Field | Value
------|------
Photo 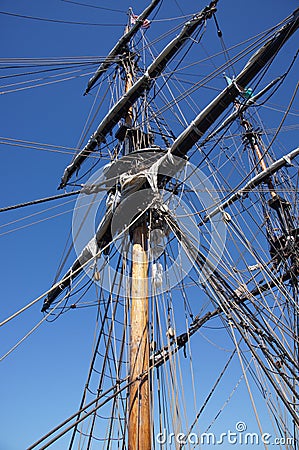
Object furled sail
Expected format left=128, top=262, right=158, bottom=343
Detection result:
left=202, top=147, right=299, bottom=222
left=44, top=7, right=299, bottom=311
left=170, top=7, right=299, bottom=157
left=84, top=0, right=162, bottom=96
left=199, top=76, right=283, bottom=146
left=58, top=1, right=219, bottom=189
left=59, top=5, right=298, bottom=189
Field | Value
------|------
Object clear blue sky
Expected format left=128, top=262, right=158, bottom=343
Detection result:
left=0, top=1, right=298, bottom=449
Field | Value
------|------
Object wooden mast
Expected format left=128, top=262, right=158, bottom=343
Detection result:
left=128, top=223, right=151, bottom=449
left=239, top=115, right=277, bottom=200
left=123, top=21, right=151, bottom=450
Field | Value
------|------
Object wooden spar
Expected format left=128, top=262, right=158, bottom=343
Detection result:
left=124, top=25, right=133, bottom=127
left=198, top=76, right=282, bottom=147
left=169, top=7, right=299, bottom=158
left=59, top=6, right=298, bottom=189
left=202, top=146, right=299, bottom=222
left=128, top=223, right=151, bottom=449
left=239, top=115, right=277, bottom=199
left=124, top=22, right=151, bottom=450
left=59, top=1, right=218, bottom=189
left=84, top=0, right=162, bottom=95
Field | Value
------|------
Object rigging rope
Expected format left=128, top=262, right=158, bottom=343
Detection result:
left=0, top=10, right=124, bottom=26
left=186, top=348, right=237, bottom=439
left=230, top=325, right=268, bottom=449
left=60, top=0, right=126, bottom=13
left=0, top=196, right=156, bottom=327
left=0, top=190, right=80, bottom=213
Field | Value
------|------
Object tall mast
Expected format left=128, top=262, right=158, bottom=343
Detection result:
left=239, top=109, right=295, bottom=234
left=58, top=1, right=218, bottom=189
left=84, top=0, right=162, bottom=95
left=42, top=5, right=299, bottom=312
left=239, top=114, right=276, bottom=199
left=129, top=223, right=151, bottom=449
left=124, top=24, right=133, bottom=128
left=123, top=20, right=151, bottom=450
